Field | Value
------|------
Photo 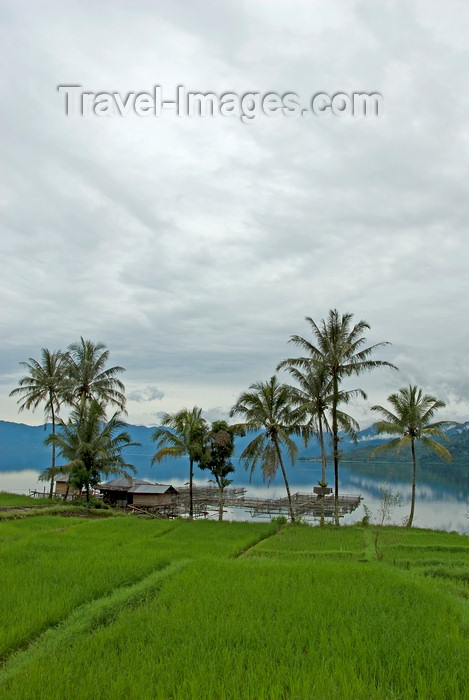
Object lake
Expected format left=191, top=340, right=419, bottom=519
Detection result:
left=2, top=461, right=468, bottom=534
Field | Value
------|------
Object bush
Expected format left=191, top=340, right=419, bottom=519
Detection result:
left=82, top=497, right=109, bottom=510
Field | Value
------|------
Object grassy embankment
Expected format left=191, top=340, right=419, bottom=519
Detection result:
left=0, top=491, right=54, bottom=507
left=0, top=490, right=118, bottom=520
left=0, top=508, right=468, bottom=699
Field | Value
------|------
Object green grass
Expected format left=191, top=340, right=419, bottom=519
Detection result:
left=0, top=517, right=276, bottom=661
left=245, top=522, right=368, bottom=560
left=0, top=491, right=54, bottom=507
left=1, top=517, right=468, bottom=699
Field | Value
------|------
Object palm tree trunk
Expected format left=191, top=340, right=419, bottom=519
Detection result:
left=189, top=458, right=194, bottom=519
left=408, top=438, right=417, bottom=527
left=317, top=414, right=327, bottom=526
left=49, top=400, right=56, bottom=499
left=332, top=374, right=340, bottom=525
left=275, top=442, right=295, bottom=522
left=318, top=414, right=327, bottom=484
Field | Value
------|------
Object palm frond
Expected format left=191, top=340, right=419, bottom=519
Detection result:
left=420, top=436, right=452, bottom=462
left=151, top=443, right=186, bottom=464
left=370, top=436, right=409, bottom=458
left=231, top=376, right=299, bottom=487
left=239, top=433, right=269, bottom=479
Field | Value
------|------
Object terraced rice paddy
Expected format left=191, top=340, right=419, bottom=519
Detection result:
left=1, top=512, right=468, bottom=699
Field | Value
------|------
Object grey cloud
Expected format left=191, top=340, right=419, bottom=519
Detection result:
left=1, top=1, right=469, bottom=428
left=202, top=407, right=231, bottom=423
left=128, top=387, right=165, bottom=403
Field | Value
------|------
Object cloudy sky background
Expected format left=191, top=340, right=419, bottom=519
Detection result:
left=1, top=0, right=468, bottom=428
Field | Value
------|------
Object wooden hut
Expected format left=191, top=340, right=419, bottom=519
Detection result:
left=98, top=477, right=179, bottom=508
left=54, top=473, right=81, bottom=499
left=98, top=476, right=151, bottom=506
left=128, top=483, right=179, bottom=508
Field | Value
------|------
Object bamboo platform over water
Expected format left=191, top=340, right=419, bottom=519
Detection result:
left=176, top=486, right=362, bottom=520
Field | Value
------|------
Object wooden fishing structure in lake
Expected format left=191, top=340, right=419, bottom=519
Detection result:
left=30, top=478, right=361, bottom=521
left=176, top=486, right=362, bottom=521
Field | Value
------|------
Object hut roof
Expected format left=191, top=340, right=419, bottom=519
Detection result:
left=54, top=472, right=70, bottom=483
left=128, top=483, right=179, bottom=495
left=98, top=476, right=153, bottom=491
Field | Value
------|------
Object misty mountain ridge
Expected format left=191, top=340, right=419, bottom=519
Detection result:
left=1, top=419, right=468, bottom=480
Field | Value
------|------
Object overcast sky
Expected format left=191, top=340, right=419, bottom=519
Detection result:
left=1, top=0, right=469, bottom=428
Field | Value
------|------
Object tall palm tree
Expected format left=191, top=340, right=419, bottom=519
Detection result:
left=151, top=407, right=207, bottom=519
left=64, top=338, right=126, bottom=412
left=230, top=376, right=300, bottom=522
left=287, top=363, right=331, bottom=486
left=370, top=385, right=456, bottom=527
left=286, top=361, right=361, bottom=485
left=44, top=399, right=138, bottom=501
left=9, top=348, right=67, bottom=497
left=278, top=309, right=397, bottom=523
left=287, top=362, right=363, bottom=525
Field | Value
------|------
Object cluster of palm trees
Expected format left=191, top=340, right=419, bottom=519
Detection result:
left=152, top=411, right=242, bottom=520
left=229, top=310, right=398, bottom=523
left=9, top=339, right=136, bottom=499
left=10, top=311, right=456, bottom=524
left=152, top=310, right=456, bottom=526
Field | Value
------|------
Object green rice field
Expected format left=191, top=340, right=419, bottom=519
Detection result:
left=1, top=510, right=468, bottom=699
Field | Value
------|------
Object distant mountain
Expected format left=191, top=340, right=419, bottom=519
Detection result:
left=0, top=420, right=312, bottom=478
left=0, top=420, right=52, bottom=471
left=335, top=422, right=469, bottom=490
left=338, top=422, right=469, bottom=462
left=1, top=419, right=468, bottom=489
left=299, top=423, right=386, bottom=458
left=0, top=420, right=182, bottom=480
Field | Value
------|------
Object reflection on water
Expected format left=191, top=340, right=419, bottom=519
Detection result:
left=0, top=470, right=44, bottom=495
left=339, top=470, right=469, bottom=534
left=1, top=468, right=468, bottom=535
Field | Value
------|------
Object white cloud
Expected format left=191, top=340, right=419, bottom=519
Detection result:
left=1, top=0, right=469, bottom=428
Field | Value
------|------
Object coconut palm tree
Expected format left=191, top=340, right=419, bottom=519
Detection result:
left=286, top=363, right=331, bottom=486
left=151, top=407, right=207, bottom=519
left=44, top=399, right=138, bottom=501
left=9, top=348, right=67, bottom=497
left=278, top=309, right=397, bottom=523
left=64, top=338, right=126, bottom=412
left=370, top=385, right=456, bottom=527
left=230, top=376, right=300, bottom=522
left=286, top=362, right=364, bottom=525
left=285, top=362, right=361, bottom=484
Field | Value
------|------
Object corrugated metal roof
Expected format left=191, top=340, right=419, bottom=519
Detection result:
left=128, top=483, right=179, bottom=495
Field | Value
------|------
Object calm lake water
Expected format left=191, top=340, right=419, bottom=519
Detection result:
left=2, top=463, right=468, bottom=534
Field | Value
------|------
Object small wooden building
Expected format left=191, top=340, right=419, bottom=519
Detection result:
left=54, top=473, right=81, bottom=499
left=98, top=477, right=179, bottom=508
left=98, top=476, right=151, bottom=506
left=128, top=483, right=179, bottom=508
